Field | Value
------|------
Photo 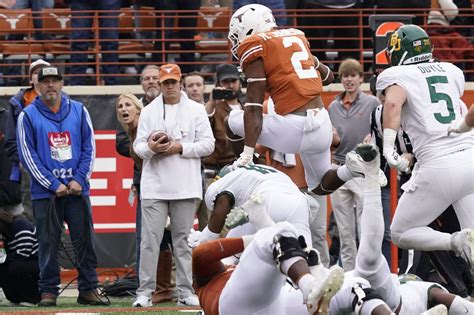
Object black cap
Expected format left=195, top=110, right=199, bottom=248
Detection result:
left=216, top=64, right=240, bottom=82
left=38, top=66, right=63, bottom=82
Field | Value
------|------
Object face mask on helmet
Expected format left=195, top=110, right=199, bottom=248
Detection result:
left=228, top=4, right=277, bottom=59
left=386, top=24, right=433, bottom=66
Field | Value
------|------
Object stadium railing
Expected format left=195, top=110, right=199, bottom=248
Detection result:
left=0, top=7, right=472, bottom=85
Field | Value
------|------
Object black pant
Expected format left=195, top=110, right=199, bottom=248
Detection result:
left=0, top=258, right=41, bottom=304
left=152, top=0, right=200, bottom=73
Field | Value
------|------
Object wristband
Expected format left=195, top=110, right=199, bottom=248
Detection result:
left=382, top=128, right=397, bottom=151
left=243, top=145, right=255, bottom=157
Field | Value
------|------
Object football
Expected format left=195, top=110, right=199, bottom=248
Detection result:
left=150, top=131, right=170, bottom=144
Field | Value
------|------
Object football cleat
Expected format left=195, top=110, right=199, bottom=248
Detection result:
left=306, top=266, right=345, bottom=314
left=451, top=229, right=474, bottom=269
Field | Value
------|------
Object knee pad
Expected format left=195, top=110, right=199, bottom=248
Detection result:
left=272, top=235, right=307, bottom=269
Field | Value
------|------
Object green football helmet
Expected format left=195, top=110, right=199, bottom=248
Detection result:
left=386, top=24, right=433, bottom=66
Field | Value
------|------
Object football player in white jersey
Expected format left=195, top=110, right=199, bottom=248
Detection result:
left=189, top=164, right=314, bottom=247
left=376, top=24, right=474, bottom=268
left=228, top=146, right=474, bottom=314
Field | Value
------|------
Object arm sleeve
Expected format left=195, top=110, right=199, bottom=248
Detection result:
left=116, top=122, right=131, bottom=158
left=192, top=238, right=244, bottom=281
left=72, top=106, right=96, bottom=188
left=133, top=108, right=156, bottom=160
left=17, top=112, right=62, bottom=192
left=181, top=107, right=215, bottom=158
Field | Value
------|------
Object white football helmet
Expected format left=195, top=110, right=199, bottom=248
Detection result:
left=228, top=4, right=277, bottom=59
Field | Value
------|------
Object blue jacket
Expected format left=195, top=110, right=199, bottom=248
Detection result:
left=16, top=94, right=95, bottom=200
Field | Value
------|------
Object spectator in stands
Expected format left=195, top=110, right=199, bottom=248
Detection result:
left=233, top=0, right=288, bottom=26
left=183, top=72, right=206, bottom=105
left=137, top=65, right=161, bottom=106
left=450, top=0, right=474, bottom=37
left=328, top=58, right=380, bottom=271
left=0, top=210, right=40, bottom=306
left=69, top=0, right=121, bottom=85
left=4, top=59, right=51, bottom=222
left=376, top=1, right=430, bottom=27
left=427, top=6, right=474, bottom=80
left=16, top=66, right=107, bottom=307
left=3, top=1, right=54, bottom=86
left=0, top=0, right=14, bottom=8
left=294, top=0, right=363, bottom=72
left=151, top=1, right=200, bottom=74
left=132, top=63, right=214, bottom=307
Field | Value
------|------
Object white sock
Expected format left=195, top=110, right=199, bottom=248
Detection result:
left=337, top=165, right=355, bottom=182
left=449, top=295, right=474, bottom=314
left=364, top=173, right=380, bottom=192
left=298, top=273, right=315, bottom=301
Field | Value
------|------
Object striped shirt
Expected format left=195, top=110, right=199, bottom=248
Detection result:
left=4, top=217, right=38, bottom=261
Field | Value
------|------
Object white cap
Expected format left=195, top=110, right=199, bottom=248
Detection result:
left=29, top=59, right=51, bottom=78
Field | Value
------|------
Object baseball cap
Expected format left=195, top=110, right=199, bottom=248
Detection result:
left=216, top=64, right=240, bottom=82
left=38, top=66, right=63, bottom=82
left=159, top=64, right=181, bottom=83
left=29, top=59, right=50, bottom=79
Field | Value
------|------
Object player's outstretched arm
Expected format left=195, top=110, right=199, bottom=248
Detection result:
left=448, top=103, right=474, bottom=135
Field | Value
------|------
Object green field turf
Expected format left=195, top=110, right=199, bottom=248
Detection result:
left=0, top=297, right=202, bottom=314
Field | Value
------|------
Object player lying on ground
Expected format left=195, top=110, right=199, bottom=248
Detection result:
left=191, top=222, right=344, bottom=315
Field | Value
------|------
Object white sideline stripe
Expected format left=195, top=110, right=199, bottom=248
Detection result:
left=94, top=133, right=116, bottom=140
left=93, top=158, right=116, bottom=172
left=122, top=178, right=133, bottom=189
left=89, top=178, right=107, bottom=189
left=90, top=196, right=116, bottom=206
left=93, top=223, right=136, bottom=229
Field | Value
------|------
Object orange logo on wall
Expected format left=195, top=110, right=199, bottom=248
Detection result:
left=375, top=21, right=404, bottom=65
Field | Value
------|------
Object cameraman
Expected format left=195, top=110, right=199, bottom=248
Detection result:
left=204, top=64, right=244, bottom=173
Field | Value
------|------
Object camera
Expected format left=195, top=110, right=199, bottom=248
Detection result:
left=212, top=88, right=235, bottom=100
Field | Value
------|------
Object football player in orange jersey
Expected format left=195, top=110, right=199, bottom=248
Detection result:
left=191, top=222, right=344, bottom=315
left=225, top=4, right=379, bottom=196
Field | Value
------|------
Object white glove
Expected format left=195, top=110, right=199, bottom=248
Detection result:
left=187, top=229, right=202, bottom=248
left=383, top=128, right=410, bottom=172
left=447, top=117, right=472, bottom=135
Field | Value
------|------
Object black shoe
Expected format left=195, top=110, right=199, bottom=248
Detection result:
left=38, top=293, right=57, bottom=307
left=77, top=291, right=110, bottom=306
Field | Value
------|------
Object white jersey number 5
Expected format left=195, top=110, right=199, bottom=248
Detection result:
left=282, top=36, right=318, bottom=79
